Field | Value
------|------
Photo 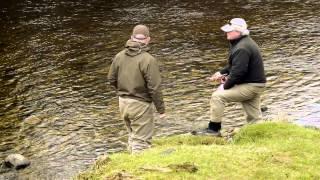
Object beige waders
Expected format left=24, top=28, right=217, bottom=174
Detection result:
left=119, top=97, right=154, bottom=154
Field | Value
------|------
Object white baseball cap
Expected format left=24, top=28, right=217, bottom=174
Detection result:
left=221, top=18, right=250, bottom=35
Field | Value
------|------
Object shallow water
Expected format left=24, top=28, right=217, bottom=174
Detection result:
left=0, top=0, right=319, bottom=179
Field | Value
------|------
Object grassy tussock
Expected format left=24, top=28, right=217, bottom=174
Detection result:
left=76, top=122, right=320, bottom=180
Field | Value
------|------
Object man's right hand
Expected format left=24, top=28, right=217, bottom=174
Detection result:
left=159, top=114, right=166, bottom=119
left=208, top=72, right=224, bottom=82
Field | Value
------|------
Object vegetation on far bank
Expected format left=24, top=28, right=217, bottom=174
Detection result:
left=76, top=122, right=320, bottom=180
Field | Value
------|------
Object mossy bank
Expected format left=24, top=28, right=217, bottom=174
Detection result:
left=76, top=122, right=320, bottom=179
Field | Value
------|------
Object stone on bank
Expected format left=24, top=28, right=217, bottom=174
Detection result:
left=4, top=154, right=31, bottom=170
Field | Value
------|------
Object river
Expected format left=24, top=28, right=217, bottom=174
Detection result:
left=0, top=0, right=319, bottom=179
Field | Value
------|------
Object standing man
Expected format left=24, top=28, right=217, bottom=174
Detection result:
left=207, top=18, right=266, bottom=135
left=108, top=25, right=165, bottom=154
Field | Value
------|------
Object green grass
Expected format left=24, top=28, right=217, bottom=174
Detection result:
left=75, top=122, right=320, bottom=180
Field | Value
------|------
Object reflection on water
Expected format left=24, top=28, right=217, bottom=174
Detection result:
left=1, top=0, right=319, bottom=179
left=295, top=103, right=320, bottom=128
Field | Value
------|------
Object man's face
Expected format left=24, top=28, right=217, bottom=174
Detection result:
left=131, top=35, right=151, bottom=45
left=226, top=31, right=241, bottom=40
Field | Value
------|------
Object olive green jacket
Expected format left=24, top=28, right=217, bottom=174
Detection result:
left=108, top=40, right=165, bottom=114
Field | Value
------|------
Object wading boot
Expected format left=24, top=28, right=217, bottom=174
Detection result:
left=208, top=121, right=221, bottom=131
left=207, top=121, right=221, bottom=135
left=191, top=121, right=221, bottom=136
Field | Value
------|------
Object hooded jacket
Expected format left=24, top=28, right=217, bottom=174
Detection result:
left=108, top=40, right=165, bottom=114
left=220, top=35, right=266, bottom=89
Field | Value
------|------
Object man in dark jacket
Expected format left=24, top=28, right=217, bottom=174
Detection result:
left=208, top=18, right=266, bottom=135
left=108, top=25, right=165, bottom=153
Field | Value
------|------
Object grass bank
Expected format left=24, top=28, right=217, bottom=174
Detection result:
left=76, top=122, right=320, bottom=179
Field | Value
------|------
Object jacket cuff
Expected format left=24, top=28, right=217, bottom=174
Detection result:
left=156, top=106, right=165, bottom=114
left=223, top=81, right=233, bottom=89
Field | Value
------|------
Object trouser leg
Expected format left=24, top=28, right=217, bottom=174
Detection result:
left=119, top=97, right=154, bottom=154
left=119, top=98, right=133, bottom=152
left=210, top=84, right=264, bottom=123
left=130, top=106, right=154, bottom=153
left=241, top=88, right=264, bottom=123
left=210, top=91, right=225, bottom=123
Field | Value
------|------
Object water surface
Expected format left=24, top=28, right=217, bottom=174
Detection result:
left=0, top=0, right=319, bottom=179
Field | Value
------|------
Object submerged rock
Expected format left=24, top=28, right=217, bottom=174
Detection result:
left=24, top=115, right=42, bottom=125
left=4, top=154, right=31, bottom=170
left=261, top=106, right=268, bottom=112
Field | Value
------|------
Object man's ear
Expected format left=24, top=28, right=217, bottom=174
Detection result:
left=146, top=37, right=151, bottom=44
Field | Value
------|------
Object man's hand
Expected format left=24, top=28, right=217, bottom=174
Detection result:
left=159, top=114, right=166, bottom=119
left=208, top=72, right=224, bottom=82
left=220, top=75, right=228, bottom=84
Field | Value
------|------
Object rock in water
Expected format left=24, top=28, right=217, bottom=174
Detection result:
left=4, top=154, right=31, bottom=170
left=24, top=115, right=42, bottom=125
left=261, top=106, right=268, bottom=112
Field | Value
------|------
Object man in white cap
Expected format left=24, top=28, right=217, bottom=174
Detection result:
left=206, top=18, right=266, bottom=135
left=108, top=25, right=166, bottom=153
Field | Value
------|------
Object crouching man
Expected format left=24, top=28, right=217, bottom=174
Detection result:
left=208, top=18, right=266, bottom=135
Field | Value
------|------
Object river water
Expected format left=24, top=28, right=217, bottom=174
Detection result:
left=0, top=0, right=319, bottom=179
